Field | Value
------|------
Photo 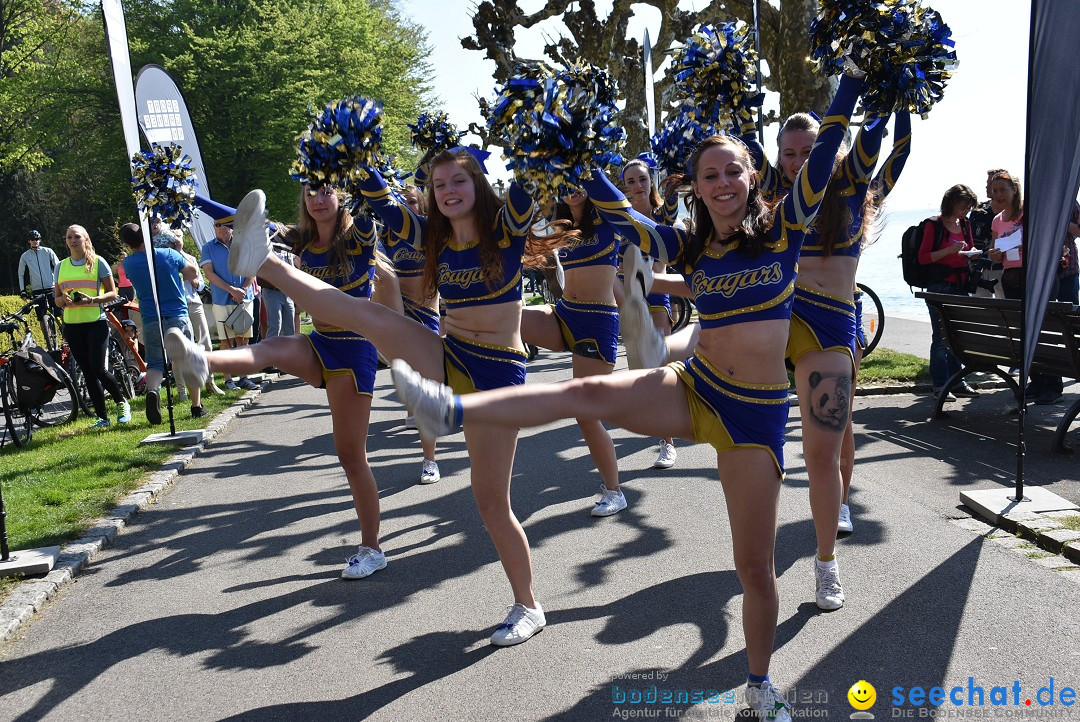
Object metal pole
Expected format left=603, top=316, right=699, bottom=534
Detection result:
left=753, top=0, right=764, bottom=137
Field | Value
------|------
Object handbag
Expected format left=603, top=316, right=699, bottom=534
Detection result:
left=223, top=302, right=253, bottom=335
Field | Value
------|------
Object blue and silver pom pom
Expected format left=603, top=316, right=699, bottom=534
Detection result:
left=130, top=145, right=198, bottom=225
left=345, top=153, right=407, bottom=215
left=668, top=21, right=762, bottom=128
left=650, top=104, right=725, bottom=176
left=809, top=0, right=957, bottom=116
left=291, top=96, right=383, bottom=186
left=409, top=111, right=465, bottom=154
left=486, top=61, right=626, bottom=201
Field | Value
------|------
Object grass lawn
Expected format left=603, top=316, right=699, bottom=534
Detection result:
left=858, top=347, right=932, bottom=386
left=0, top=382, right=250, bottom=596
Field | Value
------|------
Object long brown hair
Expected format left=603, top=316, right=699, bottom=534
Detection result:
left=296, top=186, right=355, bottom=280
left=682, top=136, right=777, bottom=268
left=523, top=198, right=596, bottom=268
left=422, top=148, right=505, bottom=294
left=806, top=152, right=882, bottom=258
left=620, top=159, right=662, bottom=210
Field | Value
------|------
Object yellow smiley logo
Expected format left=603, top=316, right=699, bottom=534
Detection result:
left=848, top=680, right=876, bottom=710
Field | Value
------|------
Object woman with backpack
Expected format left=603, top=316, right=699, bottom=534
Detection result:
left=919, top=184, right=981, bottom=401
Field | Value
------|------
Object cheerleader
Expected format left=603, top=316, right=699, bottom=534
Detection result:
left=170, top=148, right=551, bottom=647
left=391, top=75, right=865, bottom=720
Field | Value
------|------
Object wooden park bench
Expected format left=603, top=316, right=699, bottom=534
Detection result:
left=916, top=292, right=1080, bottom=452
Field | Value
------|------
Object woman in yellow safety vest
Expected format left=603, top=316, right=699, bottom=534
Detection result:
left=54, top=224, right=130, bottom=427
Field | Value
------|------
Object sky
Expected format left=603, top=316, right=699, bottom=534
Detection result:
left=399, top=0, right=1028, bottom=212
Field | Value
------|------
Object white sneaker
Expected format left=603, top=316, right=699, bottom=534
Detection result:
left=814, top=559, right=845, bottom=610
left=404, top=415, right=417, bottom=430
left=341, top=546, right=386, bottom=580
left=420, top=458, right=441, bottom=484
left=164, top=328, right=209, bottom=388
left=837, top=503, right=853, bottom=534
left=229, top=189, right=271, bottom=277
left=490, top=602, right=546, bottom=646
left=620, top=294, right=667, bottom=370
left=591, top=486, right=627, bottom=517
left=745, top=680, right=793, bottom=721
left=390, top=359, right=458, bottom=442
left=653, top=440, right=677, bottom=469
left=621, top=247, right=654, bottom=299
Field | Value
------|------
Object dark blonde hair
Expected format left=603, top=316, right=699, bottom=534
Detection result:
left=297, top=186, right=354, bottom=280
left=684, top=135, right=776, bottom=266
left=66, top=225, right=98, bottom=276
left=423, top=148, right=505, bottom=294
left=776, top=113, right=821, bottom=167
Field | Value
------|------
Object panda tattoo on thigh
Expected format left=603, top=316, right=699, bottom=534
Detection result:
left=807, top=370, right=851, bottom=431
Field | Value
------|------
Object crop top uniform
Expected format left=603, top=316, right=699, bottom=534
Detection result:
left=378, top=213, right=441, bottom=334
left=550, top=209, right=622, bottom=364
left=583, top=74, right=862, bottom=475
left=355, top=165, right=537, bottom=393
left=298, top=217, right=380, bottom=395
left=615, top=191, right=681, bottom=315
left=786, top=112, right=907, bottom=370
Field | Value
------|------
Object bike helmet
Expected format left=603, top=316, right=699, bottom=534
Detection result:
left=28, top=229, right=41, bottom=240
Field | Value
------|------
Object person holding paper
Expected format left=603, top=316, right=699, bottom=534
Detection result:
left=987, top=171, right=1024, bottom=299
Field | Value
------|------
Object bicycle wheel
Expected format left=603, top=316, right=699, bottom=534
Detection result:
left=107, top=335, right=136, bottom=400
left=67, top=356, right=94, bottom=416
left=42, top=312, right=61, bottom=353
left=856, top=282, right=885, bottom=358
left=30, top=365, right=79, bottom=427
left=1, top=364, right=33, bottom=448
left=670, top=296, right=694, bottom=333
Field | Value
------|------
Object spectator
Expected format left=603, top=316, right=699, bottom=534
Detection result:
left=200, top=218, right=258, bottom=391
left=115, top=248, right=136, bottom=305
left=968, top=169, right=1009, bottom=298
left=54, top=225, right=131, bottom=427
left=18, top=229, right=61, bottom=329
left=1058, top=199, right=1080, bottom=305
left=261, top=227, right=298, bottom=339
left=919, top=184, right=980, bottom=401
left=986, top=171, right=1024, bottom=299
left=1022, top=199, right=1079, bottom=406
left=162, top=233, right=225, bottom=396
left=120, top=223, right=204, bottom=420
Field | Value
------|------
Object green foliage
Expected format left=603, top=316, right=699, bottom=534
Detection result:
left=1, top=0, right=433, bottom=293
left=0, top=293, right=47, bottom=348
left=858, top=348, right=932, bottom=385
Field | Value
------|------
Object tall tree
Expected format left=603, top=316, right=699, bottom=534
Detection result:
left=462, top=0, right=835, bottom=153
left=127, top=0, right=433, bottom=219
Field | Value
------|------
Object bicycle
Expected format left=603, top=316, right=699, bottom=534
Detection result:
left=21, top=289, right=63, bottom=353
left=856, top=282, right=885, bottom=358
left=2, top=302, right=80, bottom=431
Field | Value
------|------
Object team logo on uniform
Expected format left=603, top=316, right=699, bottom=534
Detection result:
left=692, top=262, right=783, bottom=298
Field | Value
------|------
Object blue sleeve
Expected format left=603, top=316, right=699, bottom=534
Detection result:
left=354, top=165, right=426, bottom=249
left=773, top=75, right=863, bottom=247
left=659, top=188, right=680, bottom=226
left=842, top=113, right=889, bottom=197
left=739, top=119, right=782, bottom=200
left=873, top=111, right=911, bottom=199
left=97, top=258, right=113, bottom=281
left=413, top=164, right=428, bottom=191
left=497, top=182, right=537, bottom=241
left=582, top=169, right=686, bottom=265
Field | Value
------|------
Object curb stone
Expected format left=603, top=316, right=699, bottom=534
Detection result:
left=0, top=382, right=269, bottom=644
left=955, top=506, right=1080, bottom=567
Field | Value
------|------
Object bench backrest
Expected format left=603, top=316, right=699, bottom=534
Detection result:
left=916, top=293, right=1079, bottom=378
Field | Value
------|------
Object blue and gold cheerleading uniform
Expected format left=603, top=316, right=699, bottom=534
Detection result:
left=378, top=223, right=442, bottom=334
left=300, top=217, right=379, bottom=395
left=551, top=210, right=621, bottom=364
left=853, top=286, right=867, bottom=351
left=356, top=166, right=535, bottom=394
left=583, top=75, right=862, bottom=473
left=787, top=112, right=911, bottom=370
left=616, top=192, right=681, bottom=317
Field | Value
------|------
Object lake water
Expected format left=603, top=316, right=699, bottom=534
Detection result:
left=857, top=206, right=938, bottom=320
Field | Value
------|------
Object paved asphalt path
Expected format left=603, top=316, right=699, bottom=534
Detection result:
left=2, top=336, right=1079, bottom=721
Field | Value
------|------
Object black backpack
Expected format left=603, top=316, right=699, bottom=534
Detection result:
left=899, top=217, right=951, bottom=289
left=11, top=344, right=63, bottom=408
